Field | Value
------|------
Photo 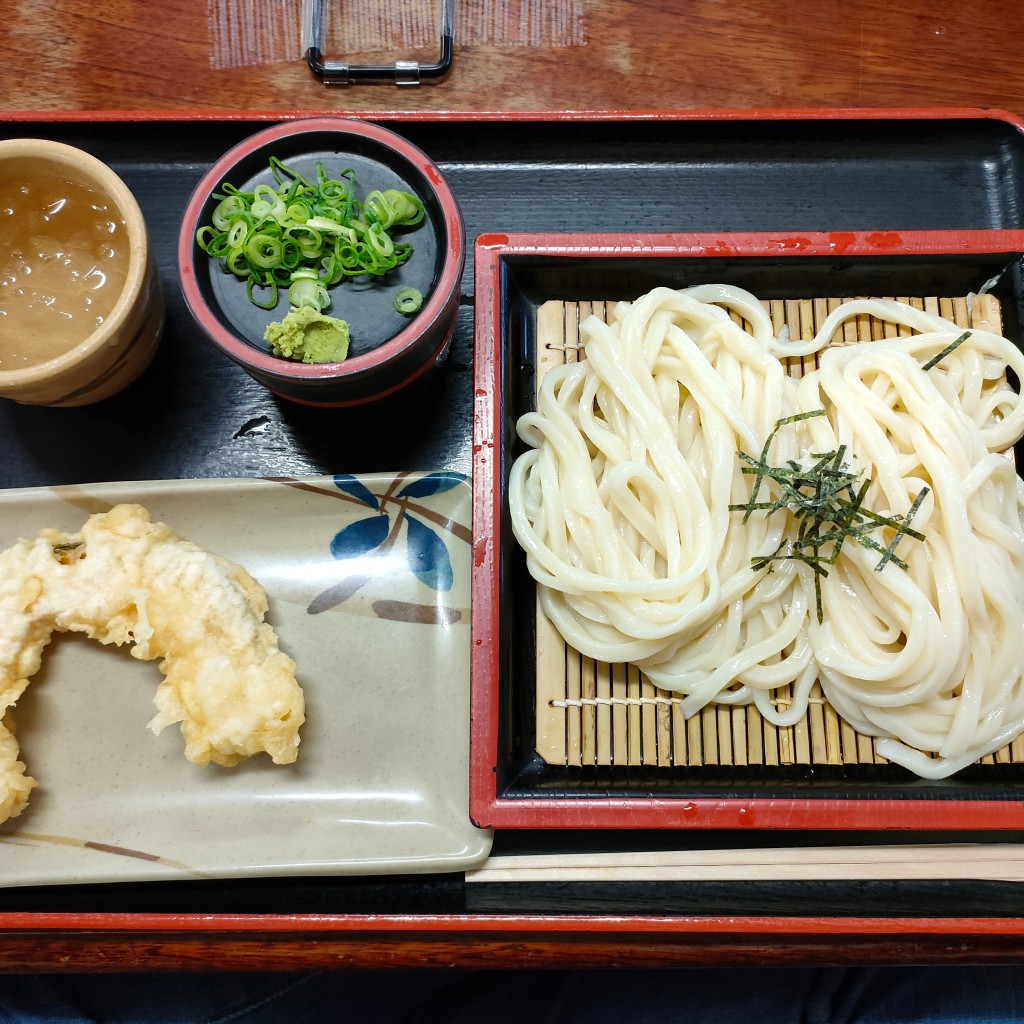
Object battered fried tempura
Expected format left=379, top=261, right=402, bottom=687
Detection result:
left=0, top=503, right=304, bottom=824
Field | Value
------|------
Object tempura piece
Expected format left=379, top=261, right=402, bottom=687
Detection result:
left=0, top=503, right=304, bottom=824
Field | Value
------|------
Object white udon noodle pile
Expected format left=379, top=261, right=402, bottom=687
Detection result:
left=508, top=284, right=1024, bottom=779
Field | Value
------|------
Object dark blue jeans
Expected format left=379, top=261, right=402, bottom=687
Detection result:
left=0, top=967, right=1020, bottom=1023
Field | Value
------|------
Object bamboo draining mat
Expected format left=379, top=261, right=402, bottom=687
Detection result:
left=533, top=292, right=1024, bottom=770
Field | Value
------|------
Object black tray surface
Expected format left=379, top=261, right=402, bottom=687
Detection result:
left=0, top=831, right=1023, bottom=919
left=2, top=115, right=1024, bottom=921
left=2, top=115, right=1024, bottom=488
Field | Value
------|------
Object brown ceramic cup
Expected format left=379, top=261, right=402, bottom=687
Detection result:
left=0, top=138, right=164, bottom=406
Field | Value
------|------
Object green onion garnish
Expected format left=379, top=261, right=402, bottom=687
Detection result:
left=731, top=412, right=928, bottom=623
left=393, top=288, right=423, bottom=315
left=196, top=157, right=425, bottom=313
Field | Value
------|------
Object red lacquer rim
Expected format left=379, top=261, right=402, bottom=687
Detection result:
left=471, top=228, right=1024, bottom=832
left=0, top=911, right=1022, bottom=936
left=265, top=292, right=458, bottom=408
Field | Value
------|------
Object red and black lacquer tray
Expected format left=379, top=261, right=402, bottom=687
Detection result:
left=4, top=108, right=1024, bottom=967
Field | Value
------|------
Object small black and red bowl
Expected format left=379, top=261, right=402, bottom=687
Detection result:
left=178, top=117, right=465, bottom=410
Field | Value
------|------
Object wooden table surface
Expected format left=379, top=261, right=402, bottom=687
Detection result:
left=5, top=0, right=1024, bottom=973
left=4, top=0, right=1024, bottom=116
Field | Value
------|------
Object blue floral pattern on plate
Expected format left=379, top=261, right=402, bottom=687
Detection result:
left=309, top=471, right=469, bottom=618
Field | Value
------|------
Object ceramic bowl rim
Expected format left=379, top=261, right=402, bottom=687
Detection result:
left=178, top=117, right=465, bottom=384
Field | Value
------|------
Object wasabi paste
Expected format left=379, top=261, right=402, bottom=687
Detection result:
left=264, top=306, right=350, bottom=364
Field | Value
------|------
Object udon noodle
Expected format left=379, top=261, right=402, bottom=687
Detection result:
left=507, top=285, right=1024, bottom=778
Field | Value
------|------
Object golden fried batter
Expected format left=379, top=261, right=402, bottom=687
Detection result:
left=0, top=503, right=304, bottom=824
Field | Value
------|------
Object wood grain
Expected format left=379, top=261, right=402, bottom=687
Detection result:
left=3, top=0, right=1024, bottom=116
left=2, top=921, right=1024, bottom=970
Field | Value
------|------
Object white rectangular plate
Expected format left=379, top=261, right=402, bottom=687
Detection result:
left=0, top=473, right=491, bottom=885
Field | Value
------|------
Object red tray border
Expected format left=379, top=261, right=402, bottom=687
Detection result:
left=0, top=911, right=1023, bottom=935
left=471, top=227, right=1024, bottom=831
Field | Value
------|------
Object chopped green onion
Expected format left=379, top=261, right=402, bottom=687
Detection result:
left=393, top=288, right=423, bottom=315
left=288, top=277, right=329, bottom=310
left=244, top=233, right=283, bottom=269
left=211, top=195, right=247, bottom=230
left=196, top=158, right=426, bottom=313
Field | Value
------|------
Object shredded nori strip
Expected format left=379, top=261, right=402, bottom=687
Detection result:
left=921, top=330, right=971, bottom=372
left=730, top=411, right=928, bottom=623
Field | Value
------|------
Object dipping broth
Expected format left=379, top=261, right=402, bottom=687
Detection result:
left=0, top=172, right=130, bottom=369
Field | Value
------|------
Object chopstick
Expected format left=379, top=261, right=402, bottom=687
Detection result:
left=465, top=845, right=1024, bottom=884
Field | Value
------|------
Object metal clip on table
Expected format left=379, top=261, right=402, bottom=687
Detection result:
left=305, top=0, right=454, bottom=85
